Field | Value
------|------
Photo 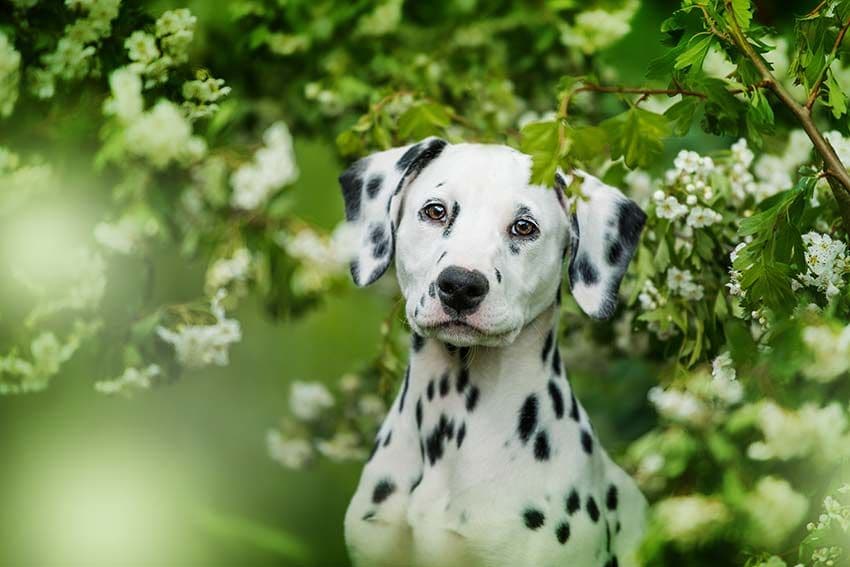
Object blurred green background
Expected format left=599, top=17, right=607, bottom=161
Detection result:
left=0, top=1, right=809, bottom=566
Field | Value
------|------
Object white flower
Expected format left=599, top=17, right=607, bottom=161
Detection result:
left=95, top=364, right=160, bottom=396
left=686, top=206, right=722, bottom=228
left=125, top=31, right=159, bottom=64
left=0, top=32, right=21, bottom=118
left=156, top=291, right=242, bottom=368
left=123, top=100, right=206, bottom=168
left=231, top=122, right=299, bottom=210
left=748, top=401, right=850, bottom=464
left=206, top=248, right=252, bottom=291
left=93, top=214, right=153, bottom=254
left=654, top=495, right=730, bottom=546
left=638, top=279, right=664, bottom=310
left=103, top=67, right=143, bottom=122
left=289, top=380, right=334, bottom=421
left=559, top=0, right=638, bottom=54
left=316, top=431, right=368, bottom=462
left=656, top=195, right=688, bottom=220
left=801, top=324, right=850, bottom=383
left=266, top=430, right=313, bottom=469
left=711, top=351, right=736, bottom=382
left=648, top=386, right=709, bottom=425
left=795, top=232, right=849, bottom=299
left=279, top=224, right=348, bottom=292
left=358, top=394, right=387, bottom=421
left=742, top=476, right=809, bottom=549
left=709, top=352, right=742, bottom=405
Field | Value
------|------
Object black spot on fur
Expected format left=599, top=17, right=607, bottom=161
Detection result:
left=439, top=372, right=450, bottom=397
left=410, top=474, right=423, bottom=493
left=367, top=437, right=379, bottom=461
left=396, top=143, right=423, bottom=171
left=369, top=223, right=389, bottom=259
left=534, top=431, right=550, bottom=461
left=372, top=478, right=396, bottom=504
left=509, top=243, right=520, bottom=255
left=394, top=139, right=448, bottom=195
left=566, top=490, right=580, bottom=515
left=523, top=509, right=545, bottom=530
left=465, top=386, right=480, bottom=411
left=575, top=253, right=599, bottom=285
left=365, top=174, right=384, bottom=199
left=383, top=430, right=392, bottom=447
left=580, top=429, right=594, bottom=454
left=495, top=268, right=502, bottom=283
left=607, top=240, right=624, bottom=265
left=412, top=333, right=425, bottom=352
left=350, top=260, right=360, bottom=284
left=542, top=331, right=554, bottom=362
left=457, top=422, right=466, bottom=448
left=427, top=379, right=435, bottom=401
left=548, top=380, right=564, bottom=419
left=456, top=368, right=469, bottom=392
left=339, top=160, right=366, bottom=221
left=556, top=522, right=570, bottom=544
left=586, top=496, right=600, bottom=522
left=552, top=347, right=562, bottom=375
left=367, top=264, right=386, bottom=286
left=437, top=251, right=447, bottom=263
left=606, top=485, right=619, bottom=511
left=618, top=200, right=647, bottom=248
left=518, top=394, right=538, bottom=443
left=425, top=413, right=454, bottom=466
left=442, top=202, right=461, bottom=238
left=570, top=391, right=580, bottom=421
left=416, top=398, right=423, bottom=429
left=428, top=281, right=436, bottom=298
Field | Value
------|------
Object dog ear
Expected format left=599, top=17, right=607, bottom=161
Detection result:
left=339, top=137, right=448, bottom=286
left=557, top=170, right=646, bottom=320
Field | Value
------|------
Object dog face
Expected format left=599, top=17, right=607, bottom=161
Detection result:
left=338, top=139, right=646, bottom=347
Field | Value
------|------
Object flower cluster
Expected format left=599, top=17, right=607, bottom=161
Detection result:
left=95, top=364, right=161, bottom=397
left=125, top=9, right=197, bottom=87
left=230, top=122, right=299, bottom=210
left=182, top=72, right=232, bottom=120
left=800, top=323, right=850, bottom=382
left=793, top=231, right=849, bottom=299
left=205, top=248, right=253, bottom=293
left=559, top=0, right=639, bottom=54
left=747, top=401, right=850, bottom=465
left=278, top=223, right=352, bottom=293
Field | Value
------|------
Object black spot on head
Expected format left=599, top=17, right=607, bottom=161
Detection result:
left=416, top=398, right=423, bottom=429
left=556, top=522, right=570, bottom=544
left=339, top=160, right=366, bottom=221
left=437, top=251, right=447, bottom=263
left=465, top=385, right=480, bottom=411
left=495, top=268, right=502, bottom=283
left=586, top=496, right=600, bottom=522
left=607, top=240, right=624, bottom=265
left=552, top=347, right=562, bottom=375
left=372, top=478, right=396, bottom=504
left=569, top=390, right=580, bottom=421
left=419, top=294, right=425, bottom=307
left=457, top=422, right=466, bottom=448
left=428, top=281, right=436, bottom=298
left=548, top=380, right=564, bottom=419
left=606, top=485, right=619, bottom=511
left=383, top=430, right=392, bottom=447
left=523, top=509, right=545, bottom=530
left=617, top=200, right=647, bottom=248
left=439, top=372, right=450, bottom=397
left=542, top=331, right=554, bottom=362
left=566, top=490, right=580, bottom=515
left=509, top=243, right=520, bottom=255
left=580, top=429, right=594, bottom=454
left=442, top=202, right=461, bottom=238
left=456, top=368, right=469, bottom=393
left=396, top=143, right=423, bottom=171
left=427, top=379, right=435, bottom=401
left=575, top=253, right=599, bottom=285
left=412, top=333, right=425, bottom=352
left=395, top=139, right=448, bottom=195
left=365, top=174, right=384, bottom=199
left=367, top=437, right=380, bottom=461
left=518, top=394, right=538, bottom=443
left=534, top=431, right=550, bottom=461
left=410, top=474, right=423, bottom=493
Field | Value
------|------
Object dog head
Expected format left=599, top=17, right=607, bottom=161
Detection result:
left=338, top=138, right=646, bottom=347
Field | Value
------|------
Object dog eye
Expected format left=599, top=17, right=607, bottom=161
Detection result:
left=421, top=203, right=447, bottom=222
left=510, top=219, right=538, bottom=238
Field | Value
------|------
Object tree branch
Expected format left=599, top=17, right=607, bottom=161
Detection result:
left=805, top=16, right=850, bottom=110
left=723, top=0, right=850, bottom=232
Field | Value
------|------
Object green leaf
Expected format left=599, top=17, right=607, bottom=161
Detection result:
left=826, top=71, right=847, bottom=118
left=567, top=125, right=608, bottom=162
left=602, top=107, right=670, bottom=169
left=665, top=97, right=699, bottom=136
left=727, top=0, right=753, bottom=31
left=520, top=120, right=562, bottom=186
left=397, top=102, right=451, bottom=140
left=674, top=34, right=714, bottom=71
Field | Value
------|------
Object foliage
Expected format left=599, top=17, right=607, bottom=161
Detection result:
left=2, top=0, right=850, bottom=565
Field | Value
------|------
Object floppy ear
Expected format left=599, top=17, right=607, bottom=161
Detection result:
left=339, top=137, right=448, bottom=286
left=557, top=170, right=646, bottom=320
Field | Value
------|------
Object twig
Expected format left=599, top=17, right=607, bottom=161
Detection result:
left=805, top=16, right=850, bottom=110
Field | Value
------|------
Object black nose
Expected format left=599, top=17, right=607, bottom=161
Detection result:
left=436, top=266, right=490, bottom=314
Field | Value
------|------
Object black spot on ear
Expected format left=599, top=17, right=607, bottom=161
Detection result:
left=556, top=522, right=570, bottom=544
left=456, top=368, right=469, bottom=393
left=607, top=240, right=624, bottom=265
left=548, top=380, right=564, bottom=419
left=518, top=394, right=538, bottom=443
left=495, top=268, right=502, bottom=283
left=457, top=422, right=466, bottom=448
left=365, top=174, right=384, bottom=199
left=618, top=200, right=647, bottom=248
left=339, top=160, right=366, bottom=221
left=410, top=474, right=423, bottom=493
left=350, top=260, right=360, bottom=284
left=367, top=264, right=387, bottom=285
left=442, top=202, right=461, bottom=238
left=394, top=139, right=448, bottom=195
left=412, top=333, right=425, bottom=352
left=575, top=253, right=599, bottom=285
left=427, top=379, right=435, bottom=401
left=523, top=509, right=545, bottom=530
left=552, top=347, right=562, bottom=375
left=383, top=430, right=392, bottom=447
left=580, top=429, right=594, bottom=454
left=367, top=437, right=379, bottom=461
left=439, top=372, right=450, bottom=397
left=566, top=489, right=580, bottom=515
left=416, top=398, right=423, bottom=429
left=534, top=430, right=550, bottom=461
left=465, top=386, right=480, bottom=411
left=586, top=496, right=600, bottom=522
left=362, top=510, right=376, bottom=521
left=396, top=143, right=423, bottom=171
left=369, top=223, right=389, bottom=259
left=607, top=485, right=619, bottom=510
left=399, top=368, right=410, bottom=413
left=569, top=390, right=580, bottom=421
left=372, top=478, right=396, bottom=504
left=509, top=243, right=520, bottom=255
left=542, top=331, right=554, bottom=362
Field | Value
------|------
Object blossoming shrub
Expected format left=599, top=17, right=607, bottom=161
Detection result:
left=2, top=0, right=850, bottom=565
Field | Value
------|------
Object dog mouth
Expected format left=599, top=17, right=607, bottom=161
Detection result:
left=420, top=319, right=512, bottom=341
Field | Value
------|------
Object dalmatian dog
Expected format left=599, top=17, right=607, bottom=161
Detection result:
left=339, top=138, right=648, bottom=567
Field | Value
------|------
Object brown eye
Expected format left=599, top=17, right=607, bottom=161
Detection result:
left=511, top=219, right=538, bottom=238
left=422, top=203, right=447, bottom=222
